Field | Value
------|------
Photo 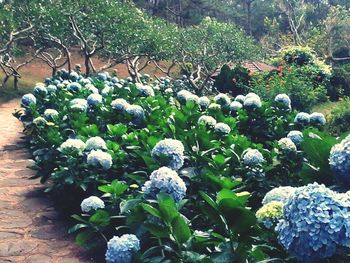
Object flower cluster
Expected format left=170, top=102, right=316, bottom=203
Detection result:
left=214, top=93, right=231, bottom=107
left=198, top=115, right=217, bottom=126
left=277, top=138, right=297, bottom=153
left=58, top=138, right=86, bottom=154
left=126, top=105, right=145, bottom=124
left=177, top=90, right=199, bottom=104
left=310, top=112, right=326, bottom=126
left=87, top=149, right=113, bottom=170
left=33, top=117, right=47, bottom=126
left=142, top=167, right=186, bottom=202
left=242, top=149, right=264, bottom=166
left=70, top=98, right=88, bottom=112
left=22, top=94, right=36, bottom=107
left=67, top=82, right=82, bottom=92
left=87, top=93, right=103, bottom=106
left=274, top=93, right=291, bottom=110
left=136, top=83, right=155, bottom=97
left=262, top=186, right=297, bottom=205
left=243, top=93, right=262, bottom=109
left=287, top=130, right=303, bottom=145
left=85, top=136, right=107, bottom=151
left=33, top=85, right=48, bottom=97
left=229, top=101, right=243, bottom=112
left=198, top=96, right=210, bottom=109
left=329, top=135, right=350, bottom=185
left=256, top=201, right=284, bottom=229
left=105, top=234, right=140, bottom=263
left=276, top=183, right=350, bottom=262
left=111, top=98, right=130, bottom=113
left=44, top=109, right=59, bottom=119
left=151, top=139, right=185, bottom=170
left=234, top=95, right=245, bottom=104
left=214, top=122, right=231, bottom=135
left=80, top=196, right=105, bottom=213
left=294, top=112, right=310, bottom=125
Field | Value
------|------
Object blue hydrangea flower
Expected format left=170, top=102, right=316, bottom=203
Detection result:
left=126, top=105, right=145, bottom=124
left=87, top=150, right=113, bottom=170
left=287, top=130, right=303, bottom=145
left=234, top=95, right=245, bottom=104
left=243, top=93, right=262, bottom=109
left=67, top=82, right=82, bottom=92
left=214, top=93, right=231, bottom=107
left=294, top=112, right=310, bottom=125
left=44, top=109, right=59, bottom=119
left=59, top=138, right=86, bottom=154
left=136, top=83, right=155, bottom=97
left=33, top=117, right=47, bottom=126
left=256, top=201, right=284, bottom=229
left=105, top=234, right=140, bottom=263
left=276, top=183, right=350, bottom=263
left=229, top=101, right=243, bottom=112
left=242, top=149, right=264, bottom=166
left=142, top=167, right=186, bottom=202
left=262, top=186, right=297, bottom=205
left=87, top=93, right=103, bottom=106
left=329, top=135, right=350, bottom=185
left=151, top=139, right=185, bottom=170
left=85, top=137, right=107, bottom=151
left=70, top=98, right=88, bottom=112
left=46, top=84, right=57, bottom=94
left=278, top=138, right=297, bottom=153
left=97, top=72, right=109, bottom=81
left=310, top=112, right=326, bottom=126
left=111, top=98, right=130, bottom=113
left=21, top=94, right=36, bottom=107
left=198, top=115, right=217, bottom=126
left=198, top=96, right=210, bottom=109
left=80, top=196, right=105, bottom=213
left=214, top=123, right=231, bottom=135
left=275, top=93, right=291, bottom=110
left=33, top=85, right=48, bottom=97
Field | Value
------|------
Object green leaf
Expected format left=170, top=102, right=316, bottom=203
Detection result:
left=142, top=203, right=161, bottom=218
left=89, top=210, right=110, bottom=226
left=98, top=180, right=128, bottom=196
left=199, top=191, right=218, bottom=210
left=75, top=230, right=94, bottom=246
left=213, top=154, right=226, bottom=166
left=171, top=215, right=191, bottom=245
left=68, top=223, right=88, bottom=234
left=157, top=193, right=179, bottom=224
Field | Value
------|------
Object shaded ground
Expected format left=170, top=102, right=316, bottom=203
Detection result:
left=0, top=99, right=94, bottom=263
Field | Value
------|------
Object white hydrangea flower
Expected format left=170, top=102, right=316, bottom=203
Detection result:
left=198, top=96, right=210, bottom=109
left=70, top=98, right=88, bottom=112
left=176, top=90, right=199, bottom=104
left=101, top=85, right=113, bottom=96
left=275, top=93, right=291, bottom=110
left=135, top=83, right=155, bottom=97
left=151, top=139, right=185, bottom=170
left=85, top=83, right=99, bottom=94
left=262, top=186, right=297, bottom=205
left=214, top=93, right=231, bottom=107
left=287, top=130, right=303, bottom=145
left=44, top=109, right=59, bottom=119
left=214, top=123, right=231, bottom=135
left=230, top=101, right=243, bottom=112
left=310, top=112, right=326, bottom=126
left=234, top=95, right=246, bottom=104
left=111, top=98, right=130, bottom=113
left=208, top=103, right=221, bottom=110
left=294, top=112, right=310, bottom=125
left=198, top=115, right=217, bottom=126
left=85, top=137, right=107, bottom=151
left=244, top=93, right=262, bottom=109
left=33, top=117, right=47, bottom=126
left=46, top=84, right=57, bottom=94
left=164, top=88, right=173, bottom=94
left=33, top=85, right=48, bottom=97
left=87, top=93, right=103, bottom=106
left=81, top=196, right=105, bottom=213
left=278, top=137, right=297, bottom=152
left=80, top=78, right=91, bottom=85
left=59, top=139, right=86, bottom=154
left=242, top=149, right=265, bottom=166
left=142, top=167, right=187, bottom=202
left=87, top=149, right=113, bottom=170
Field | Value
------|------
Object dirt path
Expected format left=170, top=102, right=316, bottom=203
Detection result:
left=0, top=99, right=93, bottom=263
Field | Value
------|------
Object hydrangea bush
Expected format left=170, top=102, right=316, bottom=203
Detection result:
left=16, top=70, right=348, bottom=262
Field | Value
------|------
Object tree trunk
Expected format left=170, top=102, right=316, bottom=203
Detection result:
left=14, top=76, right=18, bottom=90
left=85, top=54, right=90, bottom=77
left=245, top=0, right=253, bottom=36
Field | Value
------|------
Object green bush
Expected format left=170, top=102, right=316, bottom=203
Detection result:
left=280, top=46, right=316, bottom=66
left=328, top=99, right=350, bottom=136
left=214, top=64, right=251, bottom=96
